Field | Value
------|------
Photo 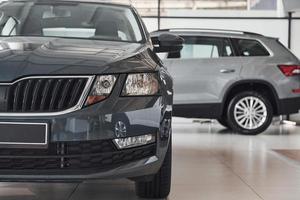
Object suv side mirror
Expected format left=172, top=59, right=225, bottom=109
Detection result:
left=151, top=33, right=184, bottom=53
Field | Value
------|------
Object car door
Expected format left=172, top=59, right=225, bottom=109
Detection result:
left=164, top=36, right=242, bottom=105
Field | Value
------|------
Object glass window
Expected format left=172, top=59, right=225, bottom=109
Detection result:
left=0, top=1, right=144, bottom=42
left=1, top=17, right=17, bottom=36
left=236, top=39, right=270, bottom=56
left=167, top=37, right=233, bottom=59
left=181, top=43, right=220, bottom=59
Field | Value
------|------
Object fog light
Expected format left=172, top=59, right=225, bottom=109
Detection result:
left=113, top=134, right=156, bottom=149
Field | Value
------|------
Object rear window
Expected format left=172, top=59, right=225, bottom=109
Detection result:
left=235, top=39, right=270, bottom=57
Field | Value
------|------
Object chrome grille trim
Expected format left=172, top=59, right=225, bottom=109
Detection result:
left=0, top=76, right=95, bottom=117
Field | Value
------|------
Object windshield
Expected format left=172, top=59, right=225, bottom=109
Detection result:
left=0, top=1, right=144, bottom=42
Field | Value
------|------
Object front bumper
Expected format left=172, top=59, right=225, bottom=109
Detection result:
left=0, top=144, right=162, bottom=181
left=0, top=156, right=161, bottom=181
left=0, top=96, right=172, bottom=181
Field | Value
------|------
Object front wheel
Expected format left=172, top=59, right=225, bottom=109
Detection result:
left=135, top=139, right=172, bottom=199
left=226, top=91, right=273, bottom=135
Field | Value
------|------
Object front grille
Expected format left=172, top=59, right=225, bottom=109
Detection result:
left=4, top=77, right=88, bottom=113
left=0, top=140, right=156, bottom=172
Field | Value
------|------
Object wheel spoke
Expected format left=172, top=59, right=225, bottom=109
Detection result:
left=253, top=99, right=259, bottom=109
left=236, top=105, right=245, bottom=111
left=244, top=98, right=250, bottom=108
left=236, top=114, right=246, bottom=120
left=246, top=118, right=250, bottom=128
left=253, top=115, right=262, bottom=122
left=250, top=97, right=253, bottom=109
left=235, top=110, right=244, bottom=114
left=239, top=115, right=248, bottom=124
left=252, top=117, right=258, bottom=127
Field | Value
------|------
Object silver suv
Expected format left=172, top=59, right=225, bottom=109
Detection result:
left=152, top=28, right=300, bottom=135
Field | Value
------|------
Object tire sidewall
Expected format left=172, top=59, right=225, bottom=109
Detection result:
left=226, top=91, right=273, bottom=135
left=217, top=118, right=229, bottom=128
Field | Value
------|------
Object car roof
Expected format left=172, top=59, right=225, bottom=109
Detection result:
left=152, top=28, right=267, bottom=40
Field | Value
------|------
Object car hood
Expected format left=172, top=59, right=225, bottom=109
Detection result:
left=0, top=37, right=157, bottom=82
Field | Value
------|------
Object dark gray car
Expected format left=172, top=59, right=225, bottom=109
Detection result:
left=153, top=28, right=300, bottom=135
left=0, top=0, right=182, bottom=198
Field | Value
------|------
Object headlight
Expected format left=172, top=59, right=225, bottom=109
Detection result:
left=121, top=73, right=159, bottom=96
left=85, top=75, right=117, bottom=106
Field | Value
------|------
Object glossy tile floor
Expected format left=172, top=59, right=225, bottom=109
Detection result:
left=1, top=118, right=300, bottom=200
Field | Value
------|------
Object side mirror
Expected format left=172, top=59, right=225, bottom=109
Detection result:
left=151, top=33, right=184, bottom=53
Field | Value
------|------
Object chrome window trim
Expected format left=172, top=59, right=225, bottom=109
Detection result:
left=0, top=122, right=48, bottom=145
left=169, top=29, right=244, bottom=35
left=165, top=34, right=274, bottom=59
left=0, top=75, right=95, bottom=117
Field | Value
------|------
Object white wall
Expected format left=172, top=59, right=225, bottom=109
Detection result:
left=142, top=18, right=158, bottom=33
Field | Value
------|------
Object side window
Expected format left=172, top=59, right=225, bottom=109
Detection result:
left=181, top=37, right=222, bottom=59
left=1, top=17, right=17, bottom=36
left=167, top=37, right=234, bottom=59
left=236, top=39, right=270, bottom=56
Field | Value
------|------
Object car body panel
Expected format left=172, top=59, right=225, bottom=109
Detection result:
left=239, top=37, right=300, bottom=99
left=0, top=37, right=157, bottom=82
left=167, top=56, right=242, bottom=104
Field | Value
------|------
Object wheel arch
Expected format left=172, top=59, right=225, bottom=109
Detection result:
left=221, top=80, right=280, bottom=116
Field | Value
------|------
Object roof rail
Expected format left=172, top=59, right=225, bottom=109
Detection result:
left=154, top=28, right=263, bottom=36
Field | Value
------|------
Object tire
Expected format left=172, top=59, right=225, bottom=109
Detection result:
left=226, top=91, right=273, bottom=135
left=217, top=118, right=229, bottom=128
left=135, top=138, right=172, bottom=199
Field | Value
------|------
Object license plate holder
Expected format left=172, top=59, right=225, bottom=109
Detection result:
left=0, top=122, right=48, bottom=149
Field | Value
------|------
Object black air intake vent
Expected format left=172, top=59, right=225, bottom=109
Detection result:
left=0, top=140, right=156, bottom=172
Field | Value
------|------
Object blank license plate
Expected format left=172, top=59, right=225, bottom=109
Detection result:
left=0, top=122, right=48, bottom=148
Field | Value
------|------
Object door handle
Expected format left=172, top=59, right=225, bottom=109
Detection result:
left=220, top=69, right=236, bottom=74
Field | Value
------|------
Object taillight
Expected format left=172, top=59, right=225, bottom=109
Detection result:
left=279, top=65, right=300, bottom=76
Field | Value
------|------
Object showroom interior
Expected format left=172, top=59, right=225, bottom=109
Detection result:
left=1, top=0, right=300, bottom=199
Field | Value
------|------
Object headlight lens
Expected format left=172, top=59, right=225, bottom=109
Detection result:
left=122, top=73, right=159, bottom=96
left=85, top=75, right=117, bottom=106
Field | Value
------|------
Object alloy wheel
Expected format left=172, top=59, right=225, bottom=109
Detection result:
left=233, top=96, right=267, bottom=130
